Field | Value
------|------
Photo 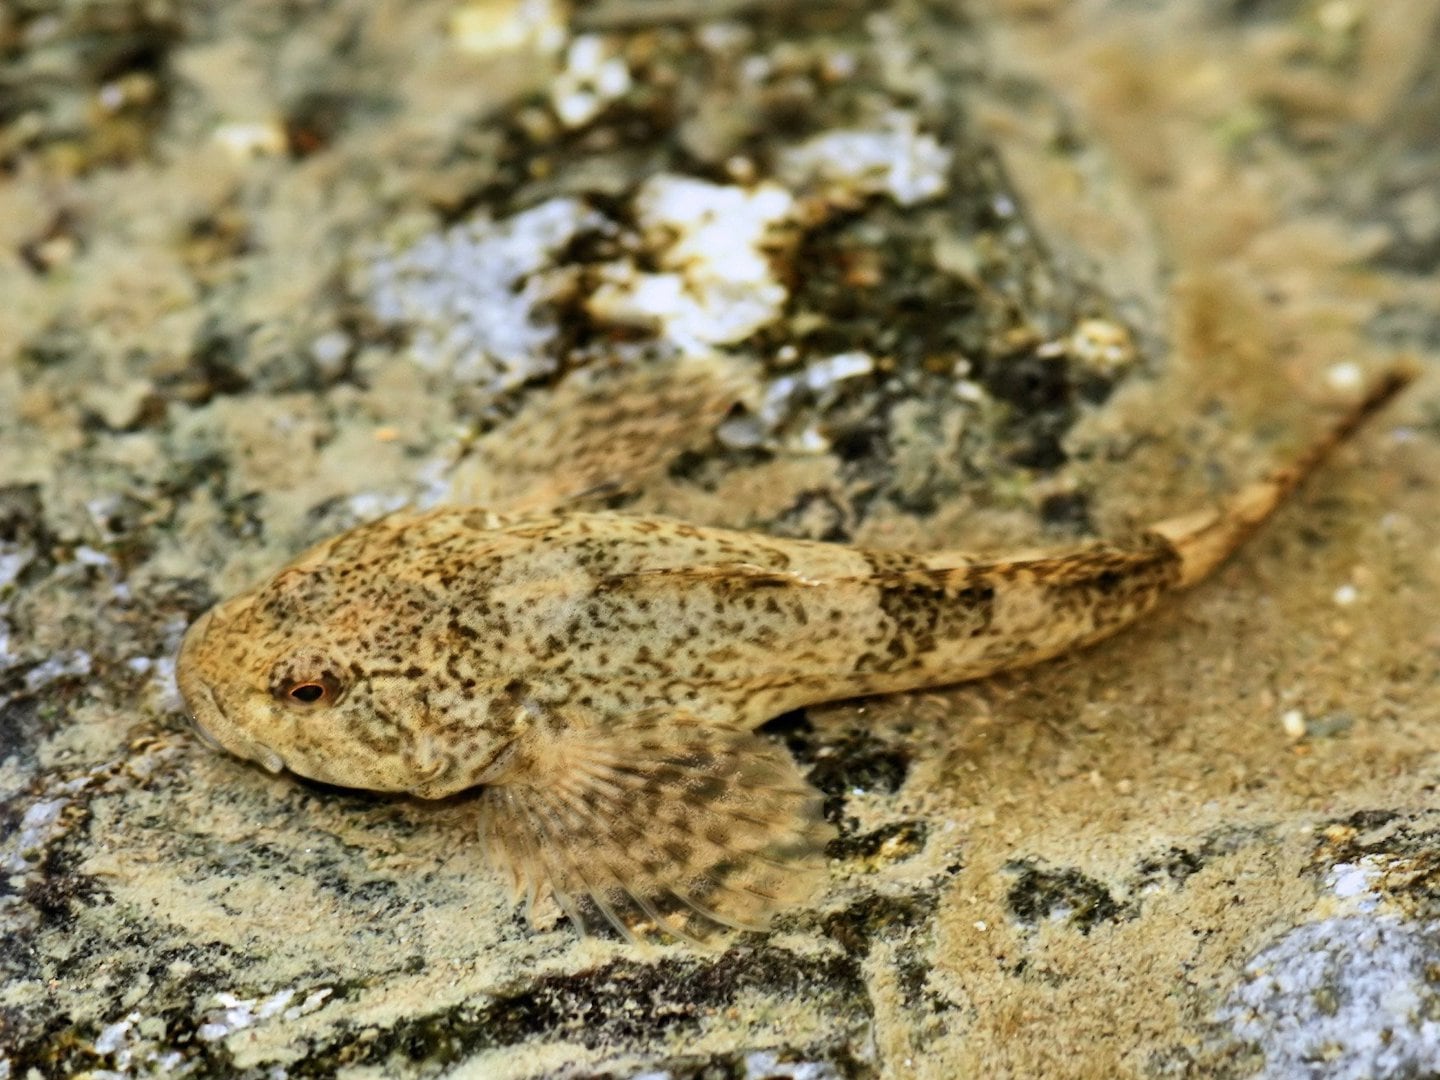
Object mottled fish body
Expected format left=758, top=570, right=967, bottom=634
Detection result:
left=177, top=370, right=1411, bottom=941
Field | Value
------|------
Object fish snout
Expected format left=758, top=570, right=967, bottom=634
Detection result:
left=175, top=607, right=285, bottom=774
left=176, top=608, right=216, bottom=732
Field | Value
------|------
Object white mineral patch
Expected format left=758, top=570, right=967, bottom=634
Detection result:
left=804, top=351, right=874, bottom=391
left=1326, top=361, right=1365, bottom=393
left=94, top=1012, right=141, bottom=1066
left=1327, top=860, right=1382, bottom=910
left=367, top=198, right=603, bottom=390
left=717, top=351, right=875, bottom=451
left=308, top=329, right=351, bottom=378
left=777, top=111, right=952, bottom=207
left=449, top=0, right=566, bottom=57
left=551, top=35, right=632, bottom=128
left=1279, top=708, right=1306, bottom=740
left=796, top=425, right=828, bottom=454
left=3, top=798, right=68, bottom=873
left=74, top=545, right=114, bottom=569
left=0, top=545, right=29, bottom=590
left=283, top=988, right=333, bottom=1021
left=346, top=490, right=413, bottom=522
left=760, top=376, right=798, bottom=423
left=587, top=175, right=794, bottom=352
left=954, top=379, right=986, bottom=403
left=413, top=455, right=456, bottom=510
left=148, top=652, right=184, bottom=715
left=197, top=989, right=297, bottom=1042
left=212, top=119, right=287, bottom=158
left=716, top=414, right=766, bottom=450
left=1216, top=916, right=1440, bottom=1079
left=742, top=1051, right=842, bottom=1079
left=23, top=649, right=92, bottom=692
left=718, top=376, right=795, bottom=450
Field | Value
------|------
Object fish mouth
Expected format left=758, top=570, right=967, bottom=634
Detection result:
left=196, top=682, right=286, bottom=775
left=187, top=700, right=224, bottom=751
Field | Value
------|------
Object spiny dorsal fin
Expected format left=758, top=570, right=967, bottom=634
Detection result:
left=451, top=356, right=753, bottom=514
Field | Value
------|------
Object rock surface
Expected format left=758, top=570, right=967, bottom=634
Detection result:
left=2, top=1, right=1438, bottom=1077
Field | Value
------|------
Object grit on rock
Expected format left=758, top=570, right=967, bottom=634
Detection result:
left=1, top=1, right=1438, bottom=1077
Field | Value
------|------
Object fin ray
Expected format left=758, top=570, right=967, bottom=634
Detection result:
left=478, top=712, right=831, bottom=941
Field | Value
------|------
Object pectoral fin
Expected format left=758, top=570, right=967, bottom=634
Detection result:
left=478, top=712, right=831, bottom=943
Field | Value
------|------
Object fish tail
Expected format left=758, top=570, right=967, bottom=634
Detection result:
left=1148, top=364, right=1414, bottom=589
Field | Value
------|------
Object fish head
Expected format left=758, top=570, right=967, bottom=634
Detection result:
left=176, top=533, right=519, bottom=799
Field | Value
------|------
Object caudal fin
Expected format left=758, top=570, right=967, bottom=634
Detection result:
left=1148, top=365, right=1415, bottom=589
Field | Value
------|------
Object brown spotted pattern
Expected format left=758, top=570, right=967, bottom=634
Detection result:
left=175, top=369, right=1411, bottom=940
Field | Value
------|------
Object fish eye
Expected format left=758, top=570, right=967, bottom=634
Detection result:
left=288, top=682, right=327, bottom=704
left=273, top=672, right=343, bottom=708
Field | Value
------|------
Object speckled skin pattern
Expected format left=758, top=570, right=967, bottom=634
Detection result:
left=176, top=371, right=1409, bottom=941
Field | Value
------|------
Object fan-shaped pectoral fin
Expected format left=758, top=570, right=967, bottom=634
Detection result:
left=477, top=710, right=832, bottom=943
